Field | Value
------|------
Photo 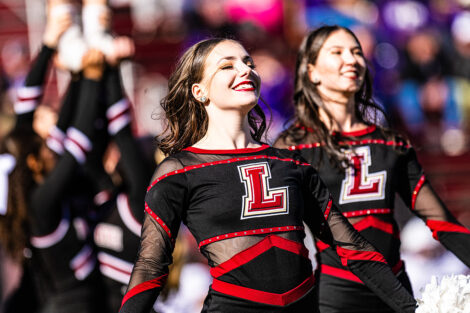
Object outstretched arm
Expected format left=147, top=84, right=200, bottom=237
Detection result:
left=303, top=165, right=416, bottom=313
left=397, top=147, right=470, bottom=267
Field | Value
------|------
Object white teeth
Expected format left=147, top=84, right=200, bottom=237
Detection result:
left=234, top=83, right=254, bottom=90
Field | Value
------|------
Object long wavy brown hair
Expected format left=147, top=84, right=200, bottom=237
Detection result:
left=0, top=128, right=42, bottom=261
left=280, top=25, right=402, bottom=168
left=158, top=38, right=267, bottom=155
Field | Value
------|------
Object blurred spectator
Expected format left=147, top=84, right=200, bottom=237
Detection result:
left=225, top=0, right=284, bottom=35
left=1, top=40, right=29, bottom=104
left=394, top=29, right=466, bottom=154
left=251, top=48, right=292, bottom=141
left=401, top=217, right=469, bottom=297
left=305, top=0, right=379, bottom=29
left=184, top=0, right=238, bottom=46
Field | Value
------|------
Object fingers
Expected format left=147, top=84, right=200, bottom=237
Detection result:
left=82, top=49, right=105, bottom=80
left=106, top=36, right=135, bottom=66
left=43, top=9, right=73, bottom=48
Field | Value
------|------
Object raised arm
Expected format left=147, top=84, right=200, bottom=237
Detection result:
left=30, top=50, right=105, bottom=236
left=397, top=146, right=470, bottom=267
left=15, top=9, right=71, bottom=128
left=302, top=165, right=417, bottom=313
left=104, top=66, right=150, bottom=222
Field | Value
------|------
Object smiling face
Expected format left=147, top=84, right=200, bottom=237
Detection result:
left=192, top=40, right=261, bottom=114
left=309, top=29, right=366, bottom=100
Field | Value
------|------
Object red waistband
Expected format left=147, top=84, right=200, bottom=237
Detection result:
left=320, top=260, right=404, bottom=284
left=211, top=274, right=315, bottom=306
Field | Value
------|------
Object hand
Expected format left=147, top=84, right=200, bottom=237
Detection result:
left=82, top=49, right=105, bottom=80
left=106, top=36, right=135, bottom=66
left=43, top=8, right=73, bottom=49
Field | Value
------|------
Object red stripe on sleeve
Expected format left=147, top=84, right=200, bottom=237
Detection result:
left=144, top=203, right=173, bottom=239
left=323, top=197, right=333, bottom=220
left=426, top=219, right=470, bottom=240
left=120, top=274, right=168, bottom=309
left=315, top=240, right=331, bottom=252
left=336, top=246, right=387, bottom=267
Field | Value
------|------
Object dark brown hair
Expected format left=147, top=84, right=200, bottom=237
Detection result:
left=281, top=25, right=398, bottom=168
left=158, top=38, right=266, bottom=155
left=0, top=128, right=42, bottom=261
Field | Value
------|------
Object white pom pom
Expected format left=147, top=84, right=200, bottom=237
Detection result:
left=416, top=275, right=470, bottom=313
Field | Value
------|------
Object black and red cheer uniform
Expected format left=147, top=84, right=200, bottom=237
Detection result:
left=119, top=145, right=416, bottom=313
left=276, top=124, right=470, bottom=313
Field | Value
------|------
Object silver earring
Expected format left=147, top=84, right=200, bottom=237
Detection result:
left=200, top=96, right=207, bottom=103
left=313, top=77, right=320, bottom=84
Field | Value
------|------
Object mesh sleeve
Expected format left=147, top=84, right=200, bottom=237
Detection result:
left=414, top=183, right=470, bottom=267
left=119, top=214, right=172, bottom=313
left=302, top=166, right=417, bottom=312
left=30, top=77, right=103, bottom=234
left=398, top=146, right=470, bottom=267
left=119, top=157, right=186, bottom=312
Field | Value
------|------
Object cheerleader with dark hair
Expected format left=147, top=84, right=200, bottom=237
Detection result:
left=275, top=25, right=470, bottom=313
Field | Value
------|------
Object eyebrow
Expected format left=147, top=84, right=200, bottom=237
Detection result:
left=216, top=55, right=253, bottom=64
left=327, top=45, right=361, bottom=50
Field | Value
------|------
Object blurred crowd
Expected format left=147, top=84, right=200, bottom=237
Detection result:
left=1, top=0, right=470, bottom=154
left=1, top=0, right=470, bottom=312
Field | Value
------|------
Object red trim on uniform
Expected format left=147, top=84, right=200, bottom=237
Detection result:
left=392, top=260, right=404, bottom=274
left=426, top=219, right=470, bottom=240
left=199, top=225, right=304, bottom=248
left=109, top=106, right=130, bottom=123
left=315, top=240, right=331, bottom=252
left=120, top=274, right=168, bottom=309
left=336, top=246, right=387, bottom=267
left=67, top=136, right=88, bottom=155
left=289, top=143, right=322, bottom=150
left=99, top=259, right=132, bottom=276
left=183, top=144, right=270, bottom=154
left=352, top=216, right=398, bottom=237
left=295, top=124, right=315, bottom=133
left=289, top=139, right=409, bottom=151
left=321, top=264, right=364, bottom=284
left=411, top=175, right=426, bottom=210
left=210, top=235, right=309, bottom=278
left=320, top=260, right=404, bottom=284
left=144, top=203, right=172, bottom=239
left=333, top=125, right=376, bottom=137
left=339, top=139, right=409, bottom=148
left=147, top=155, right=311, bottom=191
left=211, top=274, right=315, bottom=306
left=323, top=198, right=333, bottom=220
left=342, top=208, right=391, bottom=218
